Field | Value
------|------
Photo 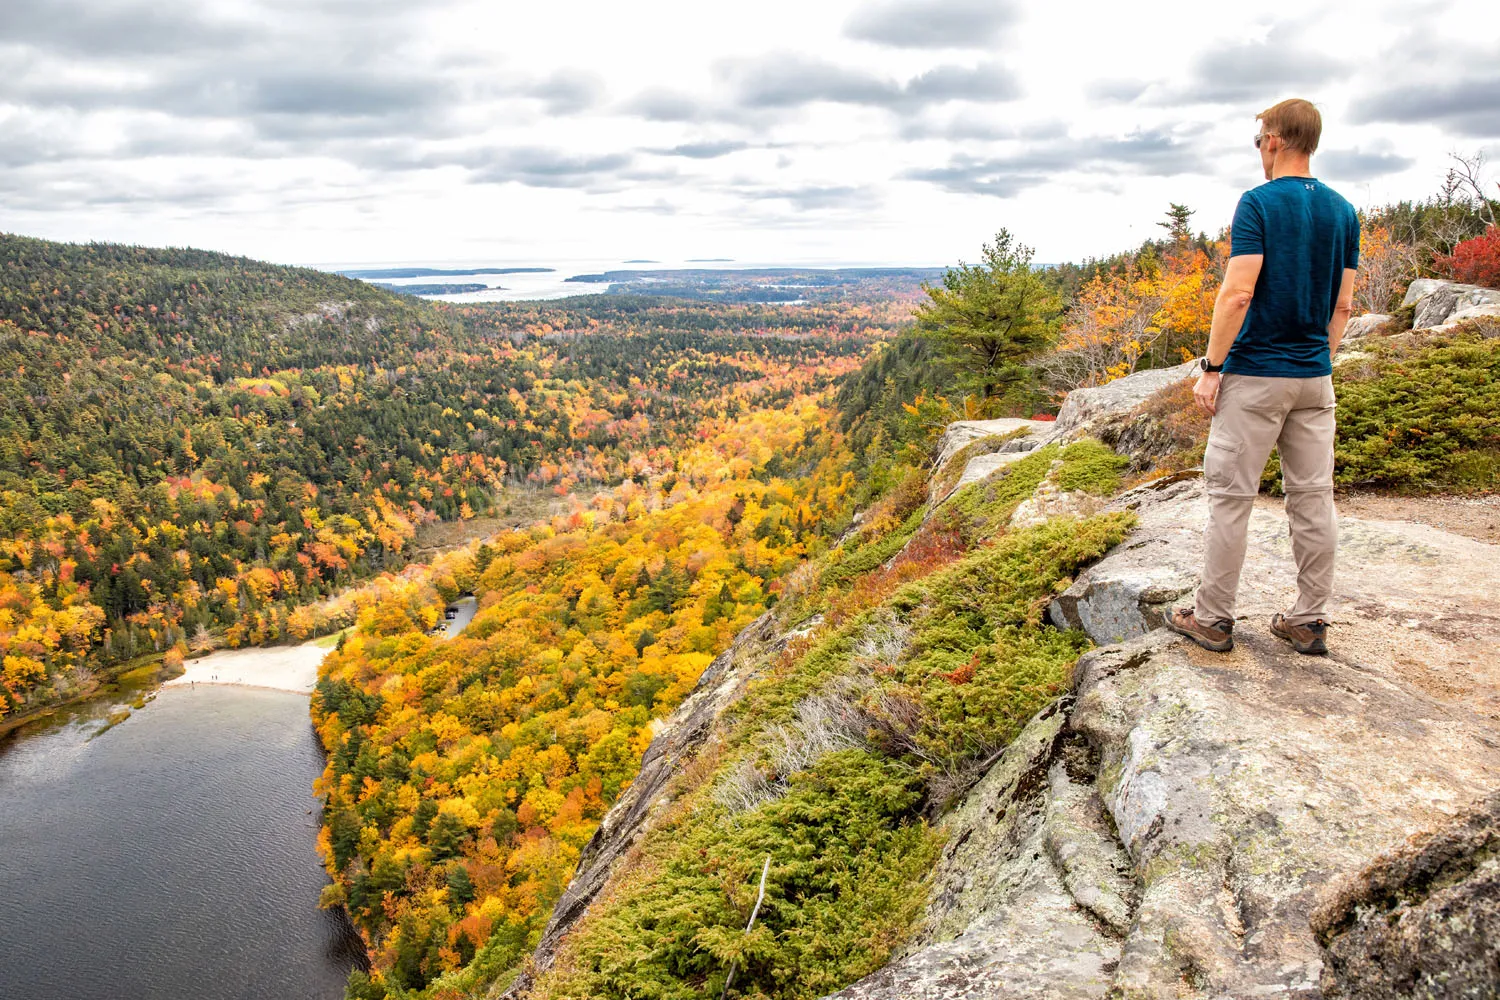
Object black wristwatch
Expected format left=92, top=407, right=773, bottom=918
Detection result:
left=1200, top=356, right=1225, bottom=373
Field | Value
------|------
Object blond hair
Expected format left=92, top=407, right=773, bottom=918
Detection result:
left=1257, top=99, right=1322, bottom=155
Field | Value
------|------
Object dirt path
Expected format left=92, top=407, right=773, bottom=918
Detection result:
left=1331, top=491, right=1500, bottom=545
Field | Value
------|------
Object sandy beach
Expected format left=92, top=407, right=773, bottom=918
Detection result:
left=164, top=642, right=330, bottom=695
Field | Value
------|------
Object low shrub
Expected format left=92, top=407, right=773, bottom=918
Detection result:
left=819, top=506, right=925, bottom=588
left=536, top=748, right=942, bottom=1000
left=1263, top=329, right=1500, bottom=493
left=1054, top=439, right=1129, bottom=495
left=874, top=514, right=1132, bottom=770
left=1332, top=329, right=1500, bottom=491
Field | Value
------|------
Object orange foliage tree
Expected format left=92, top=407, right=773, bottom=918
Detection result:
left=1039, top=241, right=1222, bottom=392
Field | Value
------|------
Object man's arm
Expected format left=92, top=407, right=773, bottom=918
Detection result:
left=1327, top=267, right=1357, bottom=359
left=1194, top=254, right=1263, bottom=415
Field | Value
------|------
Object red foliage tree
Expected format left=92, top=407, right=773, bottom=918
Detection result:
left=1433, top=225, right=1500, bottom=288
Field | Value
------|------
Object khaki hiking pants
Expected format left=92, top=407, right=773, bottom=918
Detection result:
left=1193, top=373, right=1336, bottom=627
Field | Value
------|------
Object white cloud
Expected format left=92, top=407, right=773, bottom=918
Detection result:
left=0, top=0, right=1493, bottom=267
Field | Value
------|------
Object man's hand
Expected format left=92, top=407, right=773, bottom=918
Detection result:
left=1193, top=371, right=1222, bottom=416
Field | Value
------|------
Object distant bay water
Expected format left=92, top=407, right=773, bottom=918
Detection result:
left=308, top=256, right=949, bottom=302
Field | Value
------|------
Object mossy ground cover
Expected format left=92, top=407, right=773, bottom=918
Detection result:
left=881, top=515, right=1131, bottom=771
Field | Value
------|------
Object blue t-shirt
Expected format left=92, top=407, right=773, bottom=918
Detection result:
left=1223, top=176, right=1360, bottom=378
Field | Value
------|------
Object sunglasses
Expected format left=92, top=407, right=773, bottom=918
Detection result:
left=1253, top=131, right=1278, bottom=150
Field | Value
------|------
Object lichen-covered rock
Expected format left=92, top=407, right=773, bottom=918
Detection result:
left=950, top=451, right=1029, bottom=496
left=1049, top=472, right=1202, bottom=643
left=933, top=418, right=1052, bottom=473
left=1342, top=313, right=1391, bottom=340
left=1311, top=788, right=1500, bottom=1000
left=823, top=702, right=1131, bottom=1000
left=1041, top=361, right=1197, bottom=446
left=1403, top=278, right=1500, bottom=330
left=1068, top=623, right=1500, bottom=999
left=1438, top=301, right=1500, bottom=330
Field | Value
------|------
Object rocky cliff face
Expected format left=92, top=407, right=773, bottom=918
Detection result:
left=829, top=471, right=1500, bottom=998
left=504, top=355, right=1500, bottom=1000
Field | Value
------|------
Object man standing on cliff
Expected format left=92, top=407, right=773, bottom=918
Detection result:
left=1166, top=99, right=1359, bottom=656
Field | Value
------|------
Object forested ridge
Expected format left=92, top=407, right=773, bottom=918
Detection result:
left=0, top=234, right=877, bottom=719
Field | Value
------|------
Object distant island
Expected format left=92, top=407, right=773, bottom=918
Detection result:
left=373, top=282, right=490, bottom=295
left=339, top=266, right=554, bottom=279
left=561, top=266, right=946, bottom=303
left=622, top=259, right=659, bottom=264
left=686, top=258, right=734, bottom=262
left=565, top=266, right=945, bottom=284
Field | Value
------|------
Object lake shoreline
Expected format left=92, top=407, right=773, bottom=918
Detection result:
left=166, top=642, right=330, bottom=696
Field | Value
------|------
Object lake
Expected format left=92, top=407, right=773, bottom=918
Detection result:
left=0, top=683, right=364, bottom=1000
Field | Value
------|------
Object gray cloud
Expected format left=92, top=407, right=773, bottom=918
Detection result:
left=618, top=56, right=1021, bottom=130
left=904, top=127, right=1211, bottom=197
left=844, top=0, right=1018, bottom=49
left=902, top=159, right=1046, bottom=198
left=726, top=56, right=893, bottom=109
left=2, top=58, right=466, bottom=129
left=621, top=88, right=714, bottom=123
left=1087, top=78, right=1153, bottom=103
left=1316, top=147, right=1417, bottom=182
left=0, top=0, right=248, bottom=58
left=526, top=70, right=606, bottom=115
left=651, top=140, right=754, bottom=159
left=1170, top=26, right=1345, bottom=104
left=0, top=0, right=609, bottom=183
left=899, top=115, right=1015, bottom=142
left=905, top=63, right=1021, bottom=103
left=0, top=0, right=636, bottom=207
left=739, top=185, right=868, bottom=210
left=613, top=198, right=680, bottom=215
left=234, top=70, right=453, bottom=118
left=1350, top=75, right=1500, bottom=138
left=0, top=162, right=250, bottom=212
left=460, top=148, right=635, bottom=189
left=719, top=54, right=1021, bottom=114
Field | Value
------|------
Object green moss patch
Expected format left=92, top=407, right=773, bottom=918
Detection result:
left=879, top=513, right=1132, bottom=768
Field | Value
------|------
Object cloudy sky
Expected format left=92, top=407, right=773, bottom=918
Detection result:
left=1, top=0, right=1495, bottom=268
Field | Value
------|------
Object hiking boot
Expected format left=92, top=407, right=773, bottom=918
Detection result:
left=1270, top=613, right=1328, bottom=655
left=1165, top=607, right=1234, bottom=652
